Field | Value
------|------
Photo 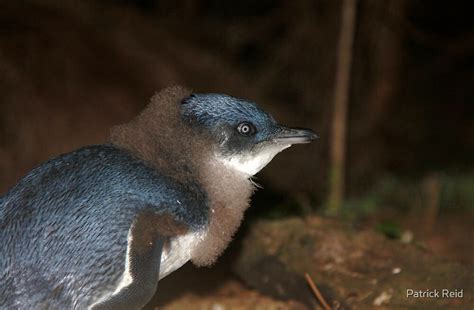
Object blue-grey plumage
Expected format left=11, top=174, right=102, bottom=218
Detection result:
left=0, top=86, right=317, bottom=309
left=0, top=145, right=207, bottom=309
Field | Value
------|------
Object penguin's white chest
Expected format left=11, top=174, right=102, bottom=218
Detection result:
left=158, top=232, right=204, bottom=279
left=90, top=231, right=205, bottom=308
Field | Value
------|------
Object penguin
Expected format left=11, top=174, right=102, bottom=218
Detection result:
left=0, top=86, right=317, bottom=309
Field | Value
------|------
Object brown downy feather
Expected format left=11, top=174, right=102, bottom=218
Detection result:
left=110, top=86, right=255, bottom=266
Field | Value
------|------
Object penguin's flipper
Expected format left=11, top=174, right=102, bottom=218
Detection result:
left=92, top=212, right=188, bottom=310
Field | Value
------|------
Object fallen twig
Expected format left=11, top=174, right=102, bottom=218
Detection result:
left=305, top=273, right=331, bottom=310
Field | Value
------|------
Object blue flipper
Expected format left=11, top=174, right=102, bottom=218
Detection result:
left=92, top=236, right=163, bottom=310
left=91, top=212, right=176, bottom=310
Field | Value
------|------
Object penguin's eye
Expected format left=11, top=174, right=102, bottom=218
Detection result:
left=237, top=122, right=256, bottom=136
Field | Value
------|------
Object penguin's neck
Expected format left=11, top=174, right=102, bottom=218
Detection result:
left=108, top=87, right=256, bottom=266
left=189, top=152, right=255, bottom=266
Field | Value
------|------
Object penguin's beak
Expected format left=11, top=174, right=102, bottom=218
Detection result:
left=273, top=126, right=319, bottom=145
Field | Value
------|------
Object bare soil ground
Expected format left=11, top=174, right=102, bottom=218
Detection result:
left=148, top=213, right=472, bottom=309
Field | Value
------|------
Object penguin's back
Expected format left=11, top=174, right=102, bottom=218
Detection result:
left=0, top=144, right=208, bottom=309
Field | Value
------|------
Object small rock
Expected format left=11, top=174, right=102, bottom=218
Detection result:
left=400, top=230, right=414, bottom=244
left=392, top=267, right=401, bottom=274
left=373, top=291, right=392, bottom=306
left=211, top=303, right=225, bottom=310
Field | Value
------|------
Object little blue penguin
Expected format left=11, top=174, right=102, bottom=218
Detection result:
left=0, top=86, right=317, bottom=309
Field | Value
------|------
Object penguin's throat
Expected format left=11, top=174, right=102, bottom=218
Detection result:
left=215, top=144, right=291, bottom=176
left=189, top=151, right=257, bottom=266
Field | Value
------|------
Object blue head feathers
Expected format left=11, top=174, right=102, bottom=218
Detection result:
left=181, top=93, right=278, bottom=143
left=181, top=93, right=317, bottom=175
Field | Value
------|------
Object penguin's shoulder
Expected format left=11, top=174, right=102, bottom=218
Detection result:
left=88, top=144, right=210, bottom=229
left=1, top=144, right=209, bottom=230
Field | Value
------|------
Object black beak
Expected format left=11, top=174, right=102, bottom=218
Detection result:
left=273, top=126, right=319, bottom=144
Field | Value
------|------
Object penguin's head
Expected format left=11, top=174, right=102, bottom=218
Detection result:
left=181, top=93, right=318, bottom=176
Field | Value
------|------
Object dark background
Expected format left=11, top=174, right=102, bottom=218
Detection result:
left=1, top=0, right=472, bottom=196
left=0, top=0, right=472, bottom=308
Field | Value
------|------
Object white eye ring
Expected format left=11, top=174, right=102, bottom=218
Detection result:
left=237, top=122, right=256, bottom=136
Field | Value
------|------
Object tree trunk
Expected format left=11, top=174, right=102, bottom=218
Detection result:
left=327, top=0, right=357, bottom=214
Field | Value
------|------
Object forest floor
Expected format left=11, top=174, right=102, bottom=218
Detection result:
left=147, top=211, right=473, bottom=309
